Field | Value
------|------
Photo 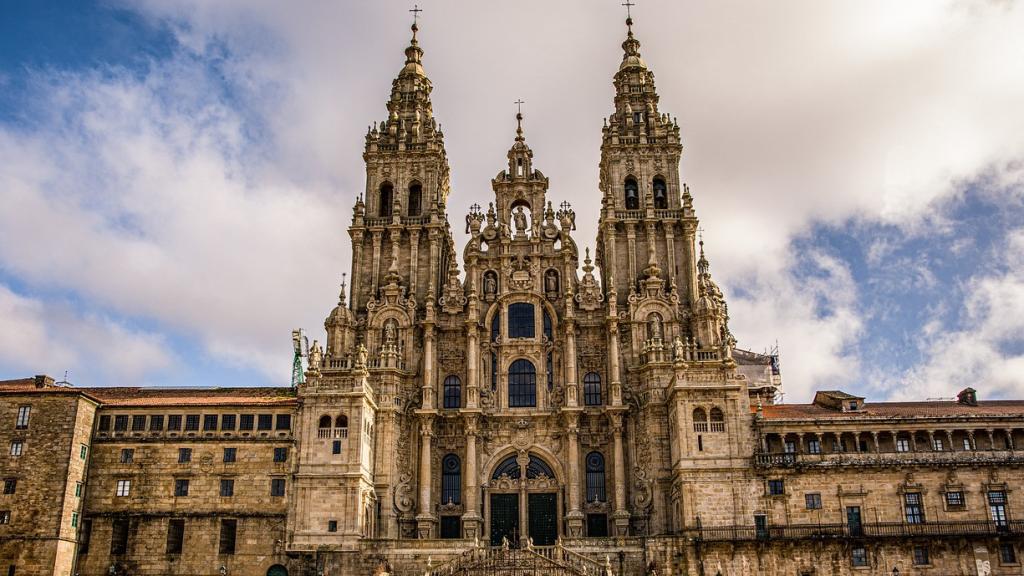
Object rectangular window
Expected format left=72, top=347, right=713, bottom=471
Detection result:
left=149, top=414, right=164, bottom=431
left=1000, top=543, right=1017, bottom=564
left=98, top=415, right=111, bottom=431
left=805, top=493, right=822, bottom=510
left=184, top=415, right=200, bottom=431
left=110, top=518, right=129, bottom=555
left=767, top=479, right=785, bottom=496
left=178, top=447, right=192, bottom=463
left=221, top=414, right=236, bottom=430
left=223, top=447, right=236, bottom=463
left=9, top=441, right=22, bottom=457
left=932, top=437, right=944, bottom=451
left=220, top=479, right=234, bottom=497
left=257, top=414, right=273, bottom=430
left=807, top=439, right=821, bottom=454
left=219, top=519, right=237, bottom=555
left=276, top=414, right=291, bottom=430
left=946, top=491, right=965, bottom=508
left=75, top=482, right=82, bottom=497
left=113, top=415, right=128, bottom=432
left=0, top=511, right=9, bottom=525
left=79, top=519, right=92, bottom=554
left=115, top=479, right=131, bottom=497
left=270, top=478, right=286, bottom=497
left=120, top=448, right=134, bottom=464
left=80, top=444, right=87, bottom=459
left=2, top=479, right=16, bottom=495
left=166, top=519, right=185, bottom=554
left=328, top=520, right=338, bottom=532
left=15, top=406, right=30, bottom=430
left=131, top=415, right=146, bottom=432
left=440, top=515, right=461, bottom=539
left=174, top=479, right=189, bottom=497
left=508, top=302, right=536, bottom=338
left=963, top=437, right=973, bottom=450
left=989, top=491, right=1008, bottom=527
left=71, top=511, right=78, bottom=528
left=203, top=414, right=218, bottom=431
left=239, top=414, right=254, bottom=431
left=913, top=546, right=930, bottom=566
left=896, top=438, right=910, bottom=452
left=332, top=440, right=341, bottom=454
left=851, top=546, right=868, bottom=567
left=905, top=492, right=925, bottom=524
left=784, top=441, right=796, bottom=454
left=167, top=415, right=182, bottom=431
left=273, top=447, right=288, bottom=463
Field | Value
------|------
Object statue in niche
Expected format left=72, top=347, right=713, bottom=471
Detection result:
left=513, top=206, right=528, bottom=235
left=483, top=271, right=498, bottom=299
left=545, top=269, right=559, bottom=297
left=384, top=320, right=398, bottom=344
left=648, top=315, right=663, bottom=341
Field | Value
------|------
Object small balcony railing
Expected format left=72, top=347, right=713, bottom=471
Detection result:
left=692, top=519, right=1024, bottom=542
left=754, top=450, right=1024, bottom=469
left=317, top=428, right=349, bottom=439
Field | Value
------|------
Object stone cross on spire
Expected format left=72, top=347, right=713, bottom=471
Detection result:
left=514, top=99, right=525, bottom=142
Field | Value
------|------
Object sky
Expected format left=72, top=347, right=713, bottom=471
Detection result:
left=1, top=1, right=1023, bottom=403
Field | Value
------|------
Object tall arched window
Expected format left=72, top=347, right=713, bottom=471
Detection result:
left=379, top=183, right=393, bottom=217
left=526, top=455, right=555, bottom=479
left=441, top=454, right=461, bottom=505
left=543, top=310, right=553, bottom=341
left=408, top=182, right=422, bottom=216
left=508, top=303, right=536, bottom=338
left=318, top=415, right=332, bottom=429
left=586, top=452, right=606, bottom=502
left=491, top=309, right=501, bottom=342
left=443, top=375, right=462, bottom=409
left=508, top=359, right=537, bottom=407
left=653, top=177, right=667, bottom=209
left=709, top=407, right=725, bottom=432
left=624, top=177, right=639, bottom=210
left=336, top=415, right=349, bottom=429
left=493, top=455, right=521, bottom=479
left=583, top=372, right=602, bottom=406
left=692, top=408, right=708, bottom=432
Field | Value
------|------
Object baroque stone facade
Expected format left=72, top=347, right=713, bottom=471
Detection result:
left=2, top=14, right=1024, bottom=576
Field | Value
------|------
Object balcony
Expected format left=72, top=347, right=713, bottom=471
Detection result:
left=691, top=519, right=1024, bottom=543
left=317, top=428, right=349, bottom=439
left=754, top=450, right=1024, bottom=469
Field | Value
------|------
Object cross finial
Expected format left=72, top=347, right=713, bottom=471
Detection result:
left=697, top=226, right=705, bottom=245
left=514, top=99, right=525, bottom=115
left=409, top=4, right=422, bottom=25
left=622, top=1, right=635, bottom=20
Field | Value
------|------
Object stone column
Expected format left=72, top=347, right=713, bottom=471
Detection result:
left=564, top=318, right=579, bottom=407
left=986, top=429, right=996, bottom=451
left=518, top=453, right=530, bottom=547
left=466, top=321, right=479, bottom=408
left=945, top=430, right=954, bottom=452
left=422, top=326, right=435, bottom=409
left=871, top=432, right=880, bottom=454
left=371, top=231, right=383, bottom=295
left=565, top=413, right=584, bottom=536
left=462, top=416, right=482, bottom=538
left=611, top=413, right=630, bottom=535
left=608, top=321, right=622, bottom=406
left=416, top=415, right=436, bottom=538
left=927, top=431, right=936, bottom=451
left=1006, top=429, right=1015, bottom=451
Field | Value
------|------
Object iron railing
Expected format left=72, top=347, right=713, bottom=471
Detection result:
left=691, top=519, right=1024, bottom=542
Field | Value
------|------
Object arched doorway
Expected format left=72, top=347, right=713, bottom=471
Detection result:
left=486, top=452, right=559, bottom=547
left=266, top=565, right=287, bottom=576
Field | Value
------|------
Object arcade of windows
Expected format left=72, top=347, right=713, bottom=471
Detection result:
left=377, top=181, right=423, bottom=218
left=97, top=412, right=291, bottom=435
left=318, top=414, right=350, bottom=439
left=623, top=176, right=668, bottom=211
left=485, top=302, right=568, bottom=409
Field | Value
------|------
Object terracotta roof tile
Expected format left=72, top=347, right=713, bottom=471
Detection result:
left=758, top=400, right=1024, bottom=421
left=0, top=377, right=296, bottom=407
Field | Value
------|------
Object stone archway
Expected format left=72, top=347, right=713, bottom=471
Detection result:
left=484, top=451, right=561, bottom=547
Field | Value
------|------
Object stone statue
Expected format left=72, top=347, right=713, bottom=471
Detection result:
left=384, top=321, right=397, bottom=344
left=309, top=340, right=323, bottom=368
left=545, top=270, right=559, bottom=294
left=513, top=206, right=528, bottom=234
left=484, top=272, right=497, bottom=296
left=673, top=336, right=685, bottom=360
left=356, top=343, right=368, bottom=369
left=650, top=316, right=662, bottom=340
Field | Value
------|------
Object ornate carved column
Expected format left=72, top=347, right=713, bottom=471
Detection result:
left=462, top=416, right=482, bottom=538
left=564, top=317, right=579, bottom=407
left=371, top=230, right=383, bottom=295
left=416, top=415, right=436, bottom=538
left=608, top=320, right=622, bottom=406
left=611, top=413, right=630, bottom=535
left=466, top=320, right=479, bottom=409
left=986, top=429, right=996, bottom=451
left=565, top=412, right=584, bottom=536
left=409, top=229, right=421, bottom=295
left=422, top=325, right=435, bottom=409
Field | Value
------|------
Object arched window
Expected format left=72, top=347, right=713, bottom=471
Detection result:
left=692, top=408, right=708, bottom=432
left=379, top=182, right=393, bottom=217
left=526, top=455, right=554, bottom=479
left=583, top=372, right=602, bottom=406
left=336, top=415, right=349, bottom=429
left=709, top=407, right=725, bottom=432
left=491, top=309, right=501, bottom=342
left=492, top=455, right=521, bottom=479
left=508, top=303, right=536, bottom=339
left=408, top=182, right=422, bottom=216
left=543, top=310, right=553, bottom=341
left=624, top=177, right=639, bottom=210
left=443, top=375, right=462, bottom=409
left=318, top=415, right=332, bottom=429
left=508, top=359, right=537, bottom=407
left=586, top=452, right=606, bottom=502
left=653, top=177, right=667, bottom=209
left=441, top=454, right=461, bottom=505
left=266, top=565, right=288, bottom=576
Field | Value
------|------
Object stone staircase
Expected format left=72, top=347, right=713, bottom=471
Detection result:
left=424, top=541, right=613, bottom=576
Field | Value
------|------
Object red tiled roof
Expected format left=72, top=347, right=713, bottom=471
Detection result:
left=0, top=378, right=296, bottom=407
left=758, top=400, right=1024, bottom=421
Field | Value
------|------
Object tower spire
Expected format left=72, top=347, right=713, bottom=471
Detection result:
left=514, top=99, right=525, bottom=142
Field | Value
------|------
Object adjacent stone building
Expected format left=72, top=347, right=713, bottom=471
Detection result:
left=2, top=14, right=1023, bottom=576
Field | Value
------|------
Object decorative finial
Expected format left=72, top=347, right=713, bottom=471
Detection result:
left=514, top=99, right=525, bottom=142
left=622, top=1, right=636, bottom=30
left=339, top=273, right=348, bottom=306
left=409, top=4, right=422, bottom=26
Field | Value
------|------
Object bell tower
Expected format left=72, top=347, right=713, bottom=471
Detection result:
left=594, top=14, right=695, bottom=309
left=347, top=20, right=457, bottom=316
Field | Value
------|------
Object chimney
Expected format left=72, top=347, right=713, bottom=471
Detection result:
left=33, top=374, right=55, bottom=388
left=956, top=387, right=978, bottom=406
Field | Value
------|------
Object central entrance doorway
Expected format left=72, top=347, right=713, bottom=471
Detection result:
left=528, top=493, right=557, bottom=545
left=490, top=493, right=519, bottom=546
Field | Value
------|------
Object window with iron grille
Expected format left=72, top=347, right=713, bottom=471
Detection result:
left=120, top=448, right=133, bottom=464
left=184, top=415, right=200, bottom=431
left=131, top=415, right=146, bottom=431
left=586, top=452, right=606, bottom=502
left=768, top=479, right=785, bottom=496
left=583, top=372, right=602, bottom=406
left=508, top=359, right=537, bottom=408
left=203, top=415, right=218, bottom=431
left=167, top=415, right=182, bottom=430
left=257, top=414, right=273, bottom=430
left=219, top=519, right=237, bottom=554
left=273, top=447, right=288, bottom=463
left=239, top=414, right=254, bottom=431
left=98, top=415, right=111, bottom=431
left=223, top=448, right=236, bottom=463
left=276, top=414, right=291, bottom=430
left=166, top=519, right=185, bottom=554
left=113, top=415, right=128, bottom=432
left=174, top=479, right=189, bottom=497
left=221, top=414, right=236, bottom=430
left=441, top=454, right=461, bottom=505
left=913, top=546, right=930, bottom=566
left=851, top=547, right=868, bottom=567
left=905, top=493, right=925, bottom=524
left=220, top=479, right=234, bottom=497
left=443, top=375, right=462, bottom=409
left=178, top=448, right=192, bottom=463
left=946, top=491, right=964, bottom=508
left=270, top=478, right=286, bottom=497
left=149, top=414, right=164, bottom=431
left=805, top=493, right=822, bottom=509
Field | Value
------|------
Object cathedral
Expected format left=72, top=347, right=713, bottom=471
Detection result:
left=1, top=12, right=1023, bottom=576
